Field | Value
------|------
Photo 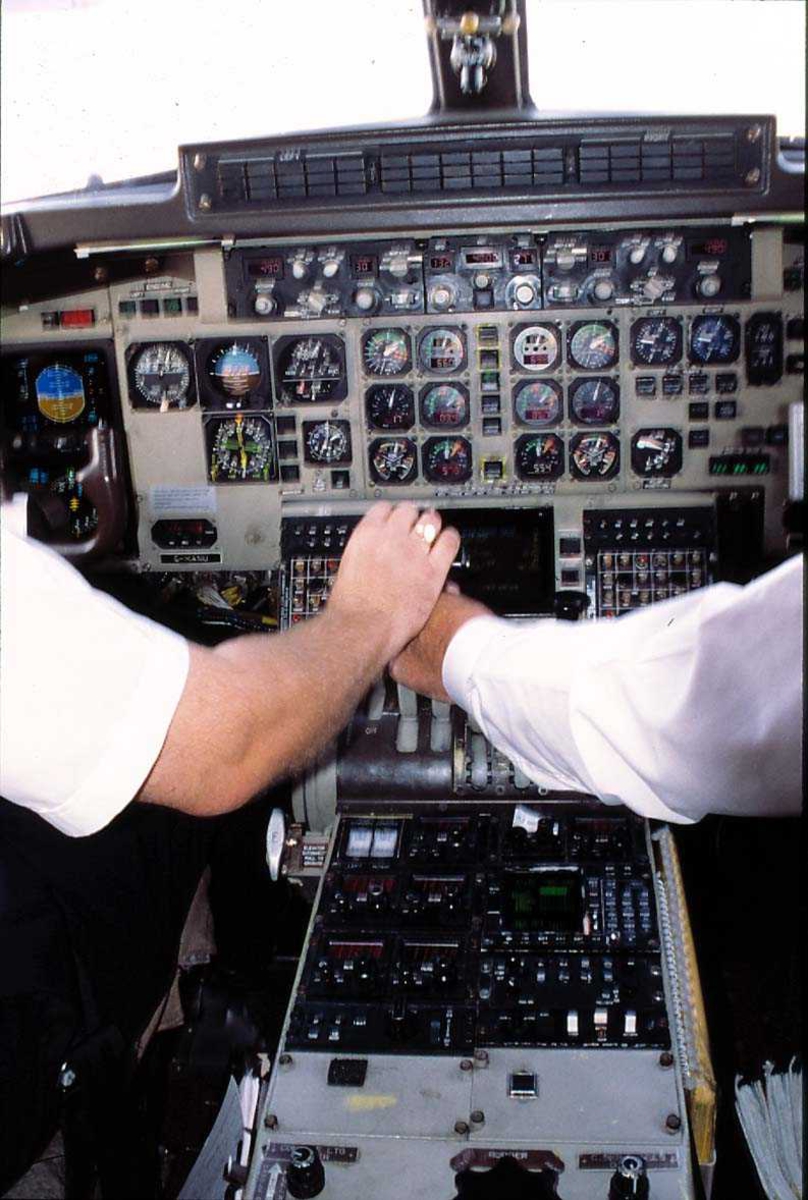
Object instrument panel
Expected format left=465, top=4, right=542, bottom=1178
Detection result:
left=0, top=223, right=803, bottom=586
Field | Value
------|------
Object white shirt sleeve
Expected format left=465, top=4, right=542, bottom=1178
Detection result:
left=442, top=555, right=803, bottom=823
left=0, top=502, right=190, bottom=837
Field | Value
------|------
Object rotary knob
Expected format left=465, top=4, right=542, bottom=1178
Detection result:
left=609, top=1154, right=649, bottom=1199
left=291, top=258, right=309, bottom=280
left=514, top=280, right=536, bottom=306
left=430, top=282, right=457, bottom=310
left=286, top=1145, right=325, bottom=1199
left=353, top=285, right=379, bottom=313
left=628, top=244, right=646, bottom=265
left=593, top=278, right=615, bottom=302
left=254, top=293, right=276, bottom=316
left=322, top=258, right=340, bottom=279
left=661, top=243, right=679, bottom=264
left=696, top=274, right=722, bottom=298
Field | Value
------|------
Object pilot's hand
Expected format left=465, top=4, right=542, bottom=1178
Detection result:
left=328, top=502, right=461, bottom=661
left=390, top=590, right=491, bottom=701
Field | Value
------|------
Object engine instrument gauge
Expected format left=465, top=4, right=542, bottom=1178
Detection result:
left=631, top=428, right=683, bottom=476
left=206, top=413, right=276, bottom=482
left=688, top=315, right=740, bottom=364
left=366, top=385, right=415, bottom=430
left=362, top=328, right=412, bottom=376
left=418, top=328, right=466, bottom=373
left=369, top=437, right=418, bottom=485
left=419, top=383, right=470, bottom=428
left=630, top=317, right=683, bottom=366
left=512, top=324, right=561, bottom=372
left=303, top=419, right=352, bottom=465
left=514, top=433, right=564, bottom=480
left=513, top=380, right=562, bottom=426
left=275, top=335, right=346, bottom=403
left=568, top=321, right=619, bottom=371
left=35, top=364, right=86, bottom=424
left=570, top=431, right=620, bottom=480
left=129, top=342, right=194, bottom=410
left=569, top=377, right=620, bottom=425
left=422, top=436, right=473, bottom=484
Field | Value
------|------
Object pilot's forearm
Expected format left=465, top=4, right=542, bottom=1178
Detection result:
left=140, top=607, right=391, bottom=816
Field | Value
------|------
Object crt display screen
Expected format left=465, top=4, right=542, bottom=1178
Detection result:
left=503, top=872, right=582, bottom=931
left=441, top=506, right=554, bottom=616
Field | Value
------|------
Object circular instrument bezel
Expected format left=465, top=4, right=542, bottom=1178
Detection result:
left=569, top=431, right=621, bottom=481
left=567, top=320, right=619, bottom=371
left=568, top=376, right=620, bottom=426
left=273, top=334, right=347, bottom=404
left=512, top=379, right=563, bottom=427
left=630, top=427, right=684, bottom=477
left=514, top=432, right=565, bottom=481
left=126, top=341, right=196, bottom=410
left=205, top=412, right=277, bottom=483
left=366, top=384, right=415, bottom=431
left=197, top=337, right=270, bottom=410
left=302, top=419, right=353, bottom=465
left=688, top=314, right=741, bottom=365
left=421, top=435, right=473, bottom=484
left=361, top=328, right=412, bottom=377
left=629, top=316, right=683, bottom=367
left=417, top=327, right=467, bottom=374
left=511, top=323, right=562, bottom=373
left=419, top=382, right=470, bottom=430
left=368, top=437, right=419, bottom=485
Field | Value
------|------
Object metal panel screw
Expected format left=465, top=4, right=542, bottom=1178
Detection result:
left=470, top=1110, right=485, bottom=1125
left=665, top=1113, right=682, bottom=1132
left=658, top=1051, right=674, bottom=1069
left=193, top=153, right=207, bottom=171
left=745, top=169, right=761, bottom=186
left=278, top=1054, right=293, bottom=1067
left=198, top=193, right=213, bottom=212
left=473, top=1049, right=489, bottom=1065
left=459, top=1059, right=473, bottom=1072
left=59, top=1067, right=77, bottom=1090
left=454, top=1120, right=470, bottom=1135
left=264, top=1113, right=279, bottom=1130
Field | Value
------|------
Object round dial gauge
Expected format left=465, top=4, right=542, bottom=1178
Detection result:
left=369, top=437, right=418, bottom=484
left=568, top=321, right=619, bottom=371
left=131, top=343, right=193, bottom=409
left=362, top=328, right=411, bottom=376
left=631, top=428, right=683, bottom=476
left=418, top=328, right=465, bottom=373
left=35, top=364, right=86, bottom=424
left=277, top=336, right=345, bottom=402
left=420, top=383, right=469, bottom=428
left=422, top=436, right=473, bottom=484
left=630, top=317, right=682, bottom=366
left=514, top=433, right=564, bottom=480
left=208, top=414, right=275, bottom=482
left=208, top=342, right=262, bottom=398
left=366, top=384, right=415, bottom=430
left=689, top=315, right=740, bottom=364
left=303, top=420, right=352, bottom=465
left=570, top=431, right=620, bottom=480
left=569, top=377, right=620, bottom=425
left=512, top=324, right=561, bottom=372
left=513, top=380, right=562, bottom=426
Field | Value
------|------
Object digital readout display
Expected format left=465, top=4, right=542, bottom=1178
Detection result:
left=248, top=256, right=284, bottom=279
left=462, top=249, right=502, bottom=267
left=351, top=254, right=378, bottom=276
left=688, top=238, right=729, bottom=258
left=429, top=254, right=454, bottom=271
left=503, top=871, right=582, bottom=932
left=589, top=246, right=613, bottom=266
left=513, top=249, right=537, bottom=267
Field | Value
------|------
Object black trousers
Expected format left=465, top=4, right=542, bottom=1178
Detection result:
left=0, top=798, right=218, bottom=1193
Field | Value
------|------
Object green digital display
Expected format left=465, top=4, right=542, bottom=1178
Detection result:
left=504, top=872, right=582, bottom=932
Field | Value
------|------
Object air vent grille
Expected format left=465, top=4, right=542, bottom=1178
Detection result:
left=217, top=153, right=367, bottom=205
left=378, top=146, right=566, bottom=193
left=578, top=135, right=737, bottom=186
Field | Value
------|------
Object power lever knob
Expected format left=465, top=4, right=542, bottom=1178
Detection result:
left=286, top=1145, right=325, bottom=1198
left=609, top=1154, right=649, bottom=1199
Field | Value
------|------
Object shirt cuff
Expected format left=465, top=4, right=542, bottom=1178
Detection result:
left=442, top=615, right=511, bottom=708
